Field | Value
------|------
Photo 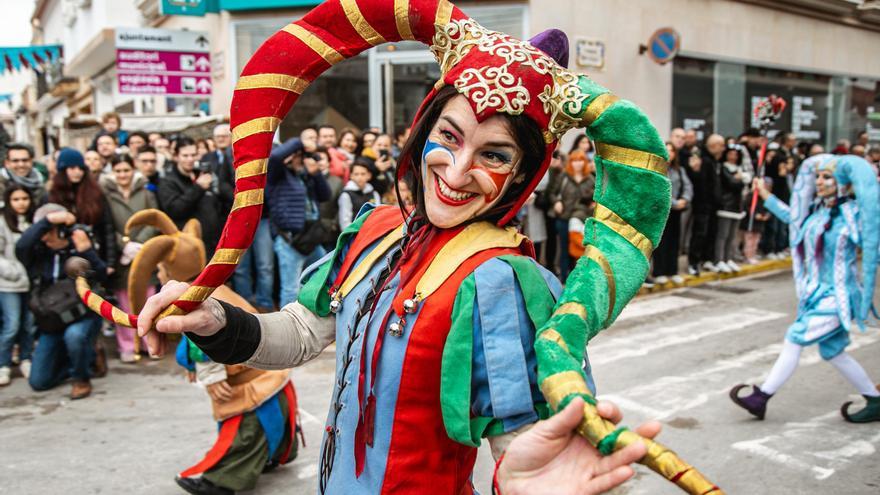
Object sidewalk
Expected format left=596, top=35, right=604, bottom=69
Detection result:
left=639, top=257, right=792, bottom=296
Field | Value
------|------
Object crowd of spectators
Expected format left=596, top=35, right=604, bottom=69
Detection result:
left=0, top=108, right=877, bottom=400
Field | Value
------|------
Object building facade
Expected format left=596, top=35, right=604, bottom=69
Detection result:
left=21, top=0, right=880, bottom=155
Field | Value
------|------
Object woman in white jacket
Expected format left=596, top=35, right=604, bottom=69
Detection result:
left=0, top=184, right=35, bottom=385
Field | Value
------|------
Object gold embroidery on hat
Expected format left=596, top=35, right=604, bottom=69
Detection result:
left=430, top=18, right=589, bottom=139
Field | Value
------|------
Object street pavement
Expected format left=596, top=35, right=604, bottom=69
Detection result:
left=2, top=269, right=879, bottom=494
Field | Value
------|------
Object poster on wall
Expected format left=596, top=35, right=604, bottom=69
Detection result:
left=791, top=96, right=821, bottom=140
left=868, top=106, right=880, bottom=142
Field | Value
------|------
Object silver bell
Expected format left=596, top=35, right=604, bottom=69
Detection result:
left=402, top=298, right=417, bottom=314
left=388, top=318, right=405, bottom=337
left=329, top=298, right=342, bottom=314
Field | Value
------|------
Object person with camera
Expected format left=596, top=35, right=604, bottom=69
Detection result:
left=266, top=137, right=331, bottom=307
left=16, top=203, right=107, bottom=399
left=0, top=184, right=35, bottom=386
left=364, top=133, right=396, bottom=196
left=159, top=137, right=233, bottom=259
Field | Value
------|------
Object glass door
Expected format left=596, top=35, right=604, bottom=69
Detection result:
left=369, top=48, right=439, bottom=133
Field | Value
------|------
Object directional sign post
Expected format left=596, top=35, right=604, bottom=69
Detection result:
left=116, top=28, right=211, bottom=98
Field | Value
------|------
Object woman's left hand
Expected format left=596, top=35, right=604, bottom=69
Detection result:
left=497, top=397, right=661, bottom=495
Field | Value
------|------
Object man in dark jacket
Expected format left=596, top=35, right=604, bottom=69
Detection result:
left=267, top=137, right=331, bottom=306
left=199, top=124, right=235, bottom=215
left=686, top=134, right=723, bottom=275
left=760, top=133, right=797, bottom=258
left=17, top=204, right=107, bottom=399
left=158, top=136, right=233, bottom=259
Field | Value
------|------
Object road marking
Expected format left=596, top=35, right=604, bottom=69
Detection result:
left=298, top=406, right=323, bottom=425
left=591, top=307, right=786, bottom=366
left=600, top=328, right=880, bottom=420
left=614, top=295, right=702, bottom=323
left=731, top=410, right=880, bottom=480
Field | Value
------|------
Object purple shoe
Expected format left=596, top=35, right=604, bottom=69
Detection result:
left=730, top=384, right=772, bottom=420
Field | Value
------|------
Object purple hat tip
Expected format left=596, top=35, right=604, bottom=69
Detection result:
left=529, top=29, right=569, bottom=68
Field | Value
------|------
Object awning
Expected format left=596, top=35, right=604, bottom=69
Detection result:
left=0, top=44, right=62, bottom=75
left=67, top=113, right=224, bottom=133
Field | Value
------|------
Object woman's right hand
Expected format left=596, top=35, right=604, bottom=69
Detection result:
left=751, top=177, right=770, bottom=200
left=553, top=201, right=564, bottom=215
left=137, top=280, right=227, bottom=355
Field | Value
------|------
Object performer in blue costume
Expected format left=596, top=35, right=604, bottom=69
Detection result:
left=730, top=154, right=880, bottom=423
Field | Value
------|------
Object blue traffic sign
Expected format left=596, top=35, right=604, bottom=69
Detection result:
left=648, top=28, right=680, bottom=65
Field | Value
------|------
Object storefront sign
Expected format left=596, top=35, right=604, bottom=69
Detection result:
left=160, top=0, right=219, bottom=16
left=116, top=28, right=211, bottom=97
left=647, top=28, right=680, bottom=65
left=575, top=37, right=605, bottom=70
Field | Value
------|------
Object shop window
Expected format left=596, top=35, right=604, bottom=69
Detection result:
left=672, top=57, right=714, bottom=141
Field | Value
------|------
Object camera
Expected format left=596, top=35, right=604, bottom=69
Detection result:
left=378, top=149, right=390, bottom=159
left=193, top=160, right=212, bottom=175
left=58, top=223, right=94, bottom=240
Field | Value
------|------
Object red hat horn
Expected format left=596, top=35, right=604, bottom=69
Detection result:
left=156, top=0, right=466, bottom=318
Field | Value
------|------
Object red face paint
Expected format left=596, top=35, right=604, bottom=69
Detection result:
left=468, top=165, right=512, bottom=203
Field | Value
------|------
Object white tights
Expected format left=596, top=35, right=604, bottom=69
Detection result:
left=760, top=340, right=879, bottom=397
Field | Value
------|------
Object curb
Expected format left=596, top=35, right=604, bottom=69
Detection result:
left=638, top=257, right=793, bottom=296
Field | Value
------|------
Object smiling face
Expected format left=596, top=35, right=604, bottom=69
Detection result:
left=815, top=168, right=838, bottom=198
left=421, top=95, right=522, bottom=229
left=113, top=161, right=134, bottom=189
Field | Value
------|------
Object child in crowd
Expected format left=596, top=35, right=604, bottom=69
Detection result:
left=337, top=159, right=381, bottom=229
left=0, top=185, right=35, bottom=385
left=742, top=177, right=772, bottom=264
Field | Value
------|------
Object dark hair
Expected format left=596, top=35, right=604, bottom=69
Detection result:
left=338, top=127, right=362, bottom=155
left=396, top=85, right=545, bottom=226
left=173, top=136, right=197, bottom=155
left=110, top=154, right=135, bottom=169
left=95, top=131, right=117, bottom=144
left=394, top=127, right=409, bottom=139
left=125, top=131, right=148, bottom=147
left=48, top=165, right=106, bottom=226
left=5, top=142, right=34, bottom=159
left=568, top=134, right=593, bottom=154
left=351, top=159, right=374, bottom=177
left=2, top=184, right=34, bottom=232
left=135, top=145, right=157, bottom=157
left=724, top=145, right=743, bottom=165
left=318, top=124, right=336, bottom=134
left=312, top=145, right=329, bottom=160
left=664, top=141, right=680, bottom=169
left=302, top=125, right=318, bottom=133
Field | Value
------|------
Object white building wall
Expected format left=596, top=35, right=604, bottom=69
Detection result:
left=531, top=0, right=880, bottom=139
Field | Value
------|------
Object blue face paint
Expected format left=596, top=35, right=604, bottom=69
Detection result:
left=421, top=139, right=455, bottom=182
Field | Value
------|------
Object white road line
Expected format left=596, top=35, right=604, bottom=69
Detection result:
left=591, top=308, right=787, bottom=366
left=614, top=295, right=702, bottom=323
left=600, top=328, right=880, bottom=420
left=731, top=411, right=880, bottom=480
left=298, top=406, right=324, bottom=425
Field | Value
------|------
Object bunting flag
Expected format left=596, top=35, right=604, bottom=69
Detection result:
left=0, top=45, right=62, bottom=76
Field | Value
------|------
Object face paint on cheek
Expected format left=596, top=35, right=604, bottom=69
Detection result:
left=422, top=140, right=455, bottom=182
left=469, top=165, right=512, bottom=203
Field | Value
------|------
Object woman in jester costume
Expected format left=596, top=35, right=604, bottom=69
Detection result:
left=134, top=1, right=722, bottom=493
left=730, top=154, right=880, bottom=422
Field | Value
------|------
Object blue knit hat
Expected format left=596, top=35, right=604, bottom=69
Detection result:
left=56, top=147, right=86, bottom=171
